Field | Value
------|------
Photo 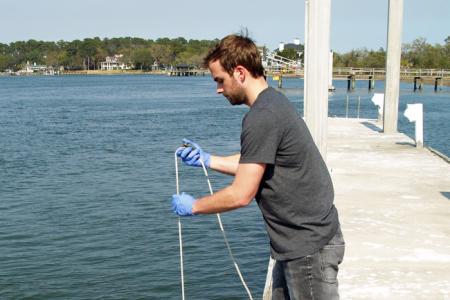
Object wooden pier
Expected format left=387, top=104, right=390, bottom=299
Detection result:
left=167, top=68, right=207, bottom=77
left=266, top=67, right=450, bottom=90
left=328, top=118, right=450, bottom=299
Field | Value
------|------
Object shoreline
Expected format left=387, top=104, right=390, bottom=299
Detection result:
left=1, top=70, right=449, bottom=87
left=64, top=70, right=171, bottom=75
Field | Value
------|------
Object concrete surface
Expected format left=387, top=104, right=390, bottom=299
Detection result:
left=327, top=118, right=450, bottom=299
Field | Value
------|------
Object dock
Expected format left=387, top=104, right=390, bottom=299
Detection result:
left=327, top=118, right=450, bottom=299
left=266, top=68, right=450, bottom=90
left=167, top=69, right=207, bottom=77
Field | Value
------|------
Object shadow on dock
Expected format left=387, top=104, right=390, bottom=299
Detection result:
left=441, top=192, right=450, bottom=200
left=360, top=121, right=382, bottom=132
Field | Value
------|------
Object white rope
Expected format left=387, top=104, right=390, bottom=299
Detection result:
left=174, top=152, right=185, bottom=300
left=198, top=158, right=254, bottom=300
left=174, top=151, right=254, bottom=300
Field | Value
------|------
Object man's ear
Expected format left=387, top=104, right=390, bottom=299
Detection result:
left=233, top=66, right=246, bottom=83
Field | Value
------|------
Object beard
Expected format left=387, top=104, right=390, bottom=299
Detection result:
left=223, top=82, right=247, bottom=106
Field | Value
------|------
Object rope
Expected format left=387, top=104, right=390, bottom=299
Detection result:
left=174, top=152, right=185, bottom=300
left=174, top=151, right=254, bottom=300
left=198, top=158, right=254, bottom=300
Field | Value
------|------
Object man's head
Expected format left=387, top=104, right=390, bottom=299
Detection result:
left=203, top=35, right=265, bottom=78
left=204, top=35, right=265, bottom=105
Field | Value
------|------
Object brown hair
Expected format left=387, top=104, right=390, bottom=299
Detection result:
left=203, top=34, right=265, bottom=78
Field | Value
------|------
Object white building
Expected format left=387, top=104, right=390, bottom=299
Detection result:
left=100, top=54, right=131, bottom=70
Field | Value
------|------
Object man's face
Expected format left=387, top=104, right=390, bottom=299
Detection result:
left=208, top=60, right=247, bottom=106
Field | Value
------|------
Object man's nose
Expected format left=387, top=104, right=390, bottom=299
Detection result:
left=216, top=84, right=223, bottom=94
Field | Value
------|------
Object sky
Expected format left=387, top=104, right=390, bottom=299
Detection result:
left=1, top=0, right=449, bottom=53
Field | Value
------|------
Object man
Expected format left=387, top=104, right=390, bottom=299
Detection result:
left=171, top=34, right=345, bottom=300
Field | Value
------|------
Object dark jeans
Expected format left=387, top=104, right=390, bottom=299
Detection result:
left=272, top=228, right=345, bottom=300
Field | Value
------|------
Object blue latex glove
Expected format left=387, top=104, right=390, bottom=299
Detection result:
left=172, top=192, right=196, bottom=216
left=176, top=138, right=211, bottom=168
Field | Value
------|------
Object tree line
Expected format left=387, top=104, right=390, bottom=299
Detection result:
left=334, top=37, right=450, bottom=69
left=0, top=37, right=218, bottom=71
left=0, top=36, right=449, bottom=72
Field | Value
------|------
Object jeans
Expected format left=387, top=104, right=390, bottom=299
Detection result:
left=272, top=228, right=345, bottom=300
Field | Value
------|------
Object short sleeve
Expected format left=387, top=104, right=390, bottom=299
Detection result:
left=240, top=109, right=281, bottom=164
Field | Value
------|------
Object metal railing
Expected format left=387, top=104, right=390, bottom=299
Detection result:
left=345, top=95, right=362, bottom=119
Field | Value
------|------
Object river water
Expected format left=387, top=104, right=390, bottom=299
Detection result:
left=0, top=75, right=448, bottom=299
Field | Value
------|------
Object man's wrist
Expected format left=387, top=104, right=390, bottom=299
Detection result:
left=191, top=200, right=199, bottom=215
left=207, top=155, right=214, bottom=169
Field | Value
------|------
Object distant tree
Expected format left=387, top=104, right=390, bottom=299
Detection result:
left=79, top=38, right=101, bottom=70
left=150, top=44, right=174, bottom=66
left=44, top=51, right=60, bottom=67
left=173, top=39, right=218, bottom=66
left=171, top=37, right=188, bottom=55
left=93, top=48, right=108, bottom=69
left=444, top=37, right=450, bottom=68
left=277, top=48, right=301, bottom=60
left=364, top=48, right=386, bottom=68
left=0, top=43, right=8, bottom=55
left=1, top=36, right=448, bottom=72
left=60, top=40, right=84, bottom=70
left=132, top=48, right=154, bottom=70
left=0, top=54, right=14, bottom=71
left=334, top=49, right=361, bottom=67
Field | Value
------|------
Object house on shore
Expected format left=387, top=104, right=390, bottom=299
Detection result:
left=100, top=54, right=132, bottom=70
left=16, top=61, right=60, bottom=75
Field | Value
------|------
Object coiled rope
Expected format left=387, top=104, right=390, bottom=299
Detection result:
left=174, top=151, right=254, bottom=300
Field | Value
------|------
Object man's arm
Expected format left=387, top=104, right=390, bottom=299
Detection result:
left=210, top=154, right=241, bottom=176
left=192, top=162, right=265, bottom=214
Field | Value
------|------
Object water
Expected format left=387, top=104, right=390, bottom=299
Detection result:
left=0, top=75, right=448, bottom=299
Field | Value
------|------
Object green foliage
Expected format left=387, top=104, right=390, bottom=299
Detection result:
left=1, top=36, right=448, bottom=72
left=277, top=48, right=300, bottom=60
left=333, top=37, right=450, bottom=69
left=0, top=37, right=218, bottom=71
left=0, top=54, right=14, bottom=70
left=132, top=48, right=154, bottom=70
left=402, top=37, right=450, bottom=69
left=334, top=48, right=386, bottom=68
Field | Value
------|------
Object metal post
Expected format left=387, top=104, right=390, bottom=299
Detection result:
left=303, top=0, right=309, bottom=112
left=357, top=96, right=361, bottom=119
left=329, top=51, right=334, bottom=91
left=346, top=95, right=349, bottom=118
left=383, top=0, right=404, bottom=133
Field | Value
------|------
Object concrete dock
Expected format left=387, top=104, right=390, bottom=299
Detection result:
left=327, top=118, right=450, bottom=299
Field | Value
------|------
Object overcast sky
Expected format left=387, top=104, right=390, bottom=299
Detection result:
left=1, top=0, right=448, bottom=52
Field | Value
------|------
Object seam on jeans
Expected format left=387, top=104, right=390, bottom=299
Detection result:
left=319, top=247, right=340, bottom=284
left=307, top=255, right=315, bottom=300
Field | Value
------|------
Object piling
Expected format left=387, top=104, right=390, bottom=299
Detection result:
left=434, top=77, right=442, bottom=92
left=347, top=75, right=355, bottom=91
left=368, top=75, right=375, bottom=90
left=414, top=76, right=423, bottom=91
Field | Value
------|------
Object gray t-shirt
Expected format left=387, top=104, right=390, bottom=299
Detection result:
left=240, top=87, right=339, bottom=260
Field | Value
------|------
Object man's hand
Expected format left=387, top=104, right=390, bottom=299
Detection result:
left=176, top=138, right=211, bottom=168
left=171, top=192, right=196, bottom=216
